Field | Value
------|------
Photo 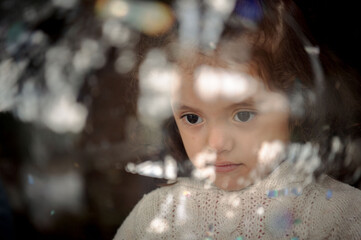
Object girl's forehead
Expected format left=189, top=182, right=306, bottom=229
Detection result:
left=172, top=64, right=289, bottom=114
left=174, top=49, right=270, bottom=88
left=174, top=62, right=262, bottom=99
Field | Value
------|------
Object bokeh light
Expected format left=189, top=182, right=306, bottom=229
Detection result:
left=98, top=0, right=175, bottom=36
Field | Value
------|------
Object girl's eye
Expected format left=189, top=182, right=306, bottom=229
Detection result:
left=183, top=114, right=203, bottom=125
left=234, top=111, right=256, bottom=122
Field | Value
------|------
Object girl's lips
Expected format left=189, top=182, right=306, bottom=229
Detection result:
left=213, top=162, right=243, bottom=173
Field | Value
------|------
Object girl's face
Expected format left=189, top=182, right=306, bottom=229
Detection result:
left=171, top=67, right=290, bottom=191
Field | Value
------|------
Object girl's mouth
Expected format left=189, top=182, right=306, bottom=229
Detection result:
left=213, top=162, right=243, bottom=173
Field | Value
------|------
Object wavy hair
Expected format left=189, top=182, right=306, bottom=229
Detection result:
left=160, top=0, right=361, bottom=184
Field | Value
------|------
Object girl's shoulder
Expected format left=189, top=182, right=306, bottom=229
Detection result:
left=304, top=175, right=361, bottom=225
left=305, top=176, right=361, bottom=237
left=313, top=174, right=361, bottom=201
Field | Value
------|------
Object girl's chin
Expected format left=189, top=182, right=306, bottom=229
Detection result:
left=213, top=176, right=252, bottom=191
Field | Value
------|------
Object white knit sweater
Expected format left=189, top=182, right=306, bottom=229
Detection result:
left=114, top=162, right=361, bottom=239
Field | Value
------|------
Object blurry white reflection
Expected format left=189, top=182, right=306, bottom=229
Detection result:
left=99, top=0, right=174, bottom=36
left=24, top=170, right=84, bottom=228
left=109, top=0, right=129, bottom=17
left=102, top=19, right=131, bottom=47
left=256, top=206, right=265, bottom=215
left=194, top=65, right=257, bottom=102
left=45, top=46, right=73, bottom=93
left=191, top=149, right=217, bottom=187
left=42, top=95, right=87, bottom=133
left=0, top=59, right=26, bottom=111
left=256, top=91, right=289, bottom=114
left=52, top=0, right=78, bottom=9
left=125, top=155, right=178, bottom=180
left=73, top=39, right=105, bottom=73
left=147, top=217, right=169, bottom=234
left=304, top=46, right=320, bottom=55
left=192, top=148, right=217, bottom=169
left=201, top=0, right=236, bottom=49
left=138, top=49, right=180, bottom=125
left=31, top=31, right=47, bottom=45
left=205, top=0, right=236, bottom=14
left=115, top=50, right=136, bottom=73
left=258, top=140, right=286, bottom=167
left=286, top=143, right=321, bottom=184
left=176, top=191, right=188, bottom=225
left=16, top=81, right=40, bottom=122
left=176, top=0, right=200, bottom=48
left=164, top=155, right=177, bottom=180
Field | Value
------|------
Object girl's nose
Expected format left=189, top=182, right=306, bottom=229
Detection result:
left=207, top=124, right=233, bottom=154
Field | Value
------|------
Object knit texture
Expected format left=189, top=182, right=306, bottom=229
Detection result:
left=114, top=162, right=361, bottom=239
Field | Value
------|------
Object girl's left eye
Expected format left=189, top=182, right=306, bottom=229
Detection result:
left=234, top=111, right=256, bottom=122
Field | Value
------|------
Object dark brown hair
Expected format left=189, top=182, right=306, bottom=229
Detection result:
left=161, top=0, right=361, bottom=183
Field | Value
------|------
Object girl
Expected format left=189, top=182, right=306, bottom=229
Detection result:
left=115, top=0, right=361, bottom=239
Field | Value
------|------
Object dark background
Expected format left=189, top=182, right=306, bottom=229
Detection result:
left=0, top=0, right=360, bottom=239
left=295, top=0, right=361, bottom=73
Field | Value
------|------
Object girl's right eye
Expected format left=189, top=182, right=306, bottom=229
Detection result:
left=182, top=114, right=203, bottom=125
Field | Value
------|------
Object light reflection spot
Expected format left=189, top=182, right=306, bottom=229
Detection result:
left=226, top=211, right=234, bottom=218
left=109, top=0, right=129, bottom=18
left=256, top=206, right=264, bottom=215
left=326, top=189, right=333, bottom=200
left=147, top=217, right=169, bottom=233
left=183, top=191, right=191, bottom=197
left=28, top=175, right=34, bottom=185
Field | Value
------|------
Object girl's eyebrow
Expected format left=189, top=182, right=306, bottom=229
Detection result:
left=172, top=99, right=256, bottom=113
left=172, top=103, right=200, bottom=112
left=227, top=99, right=256, bottom=110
